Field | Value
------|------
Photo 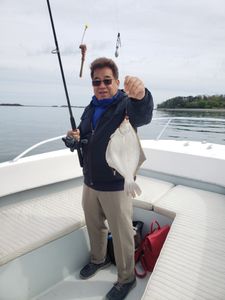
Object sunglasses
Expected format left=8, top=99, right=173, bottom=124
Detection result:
left=92, top=79, right=113, bottom=87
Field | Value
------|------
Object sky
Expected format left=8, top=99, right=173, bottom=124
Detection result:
left=0, top=0, right=225, bottom=107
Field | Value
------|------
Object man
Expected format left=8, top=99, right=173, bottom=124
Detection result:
left=66, top=57, right=153, bottom=300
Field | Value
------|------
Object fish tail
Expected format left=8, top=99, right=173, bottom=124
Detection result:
left=124, top=180, right=142, bottom=198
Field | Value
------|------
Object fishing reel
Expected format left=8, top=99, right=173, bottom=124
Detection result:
left=62, top=136, right=88, bottom=152
left=62, top=136, right=77, bottom=152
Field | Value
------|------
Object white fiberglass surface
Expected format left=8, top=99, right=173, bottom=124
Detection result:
left=32, top=209, right=171, bottom=300
left=34, top=266, right=150, bottom=300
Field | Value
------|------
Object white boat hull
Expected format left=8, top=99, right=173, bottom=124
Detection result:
left=0, top=138, right=225, bottom=300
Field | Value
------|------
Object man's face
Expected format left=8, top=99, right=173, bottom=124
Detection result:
left=92, top=67, right=119, bottom=100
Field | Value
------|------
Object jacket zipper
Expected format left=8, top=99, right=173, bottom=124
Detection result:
left=112, top=168, right=117, bottom=176
left=88, top=124, right=95, bottom=186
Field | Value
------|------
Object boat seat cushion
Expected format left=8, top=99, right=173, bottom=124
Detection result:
left=0, top=184, right=85, bottom=266
left=0, top=175, right=175, bottom=267
left=153, top=184, right=225, bottom=219
left=141, top=185, right=225, bottom=300
left=133, top=175, right=174, bottom=210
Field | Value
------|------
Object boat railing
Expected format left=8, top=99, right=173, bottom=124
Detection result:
left=12, top=135, right=65, bottom=162
left=11, top=117, right=225, bottom=162
left=153, top=117, right=225, bottom=140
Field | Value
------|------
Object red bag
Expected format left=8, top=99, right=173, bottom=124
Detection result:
left=135, top=220, right=170, bottom=278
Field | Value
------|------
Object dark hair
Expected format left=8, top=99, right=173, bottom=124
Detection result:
left=90, top=57, right=119, bottom=79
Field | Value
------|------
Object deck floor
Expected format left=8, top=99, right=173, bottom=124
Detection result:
left=34, top=264, right=150, bottom=300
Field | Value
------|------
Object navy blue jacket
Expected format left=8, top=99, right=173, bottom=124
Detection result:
left=78, top=89, right=153, bottom=191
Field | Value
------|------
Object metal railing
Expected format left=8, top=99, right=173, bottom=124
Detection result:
left=12, top=117, right=225, bottom=162
left=153, top=117, right=225, bottom=140
left=12, top=135, right=65, bottom=162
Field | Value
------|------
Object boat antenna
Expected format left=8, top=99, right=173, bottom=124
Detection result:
left=46, top=0, right=83, bottom=167
left=79, top=25, right=88, bottom=77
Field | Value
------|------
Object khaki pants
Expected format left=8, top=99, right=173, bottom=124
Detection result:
left=82, top=184, right=135, bottom=283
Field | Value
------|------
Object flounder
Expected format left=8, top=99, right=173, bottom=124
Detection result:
left=106, top=117, right=146, bottom=197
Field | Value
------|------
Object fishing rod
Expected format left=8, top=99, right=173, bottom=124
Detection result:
left=46, top=0, right=83, bottom=167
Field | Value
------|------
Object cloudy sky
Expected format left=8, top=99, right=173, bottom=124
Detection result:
left=0, top=0, right=225, bottom=107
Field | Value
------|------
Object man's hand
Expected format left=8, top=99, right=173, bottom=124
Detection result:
left=67, top=129, right=80, bottom=142
left=124, top=76, right=145, bottom=100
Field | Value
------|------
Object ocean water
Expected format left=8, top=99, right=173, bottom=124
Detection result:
left=0, top=106, right=224, bottom=163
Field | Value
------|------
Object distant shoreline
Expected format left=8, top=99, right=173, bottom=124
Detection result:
left=1, top=104, right=225, bottom=112
left=157, top=108, right=225, bottom=112
left=0, top=104, right=85, bottom=108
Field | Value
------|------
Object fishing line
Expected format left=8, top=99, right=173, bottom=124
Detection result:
left=114, top=0, right=121, bottom=58
left=46, top=0, right=83, bottom=167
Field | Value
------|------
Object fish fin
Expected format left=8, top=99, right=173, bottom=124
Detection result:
left=134, top=146, right=146, bottom=175
left=124, top=180, right=142, bottom=198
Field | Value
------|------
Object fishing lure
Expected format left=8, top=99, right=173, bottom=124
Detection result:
left=79, top=24, right=88, bottom=77
left=115, top=32, right=121, bottom=58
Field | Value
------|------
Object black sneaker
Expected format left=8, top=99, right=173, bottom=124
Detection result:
left=105, top=277, right=137, bottom=300
left=80, top=256, right=111, bottom=279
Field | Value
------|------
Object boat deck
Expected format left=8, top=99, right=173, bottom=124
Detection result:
left=0, top=173, right=225, bottom=300
left=34, top=265, right=150, bottom=300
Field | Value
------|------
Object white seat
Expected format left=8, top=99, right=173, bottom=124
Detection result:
left=0, top=184, right=85, bottom=266
left=142, top=185, right=225, bottom=300
left=133, top=175, right=174, bottom=210
left=0, top=175, right=175, bottom=267
left=154, top=184, right=225, bottom=219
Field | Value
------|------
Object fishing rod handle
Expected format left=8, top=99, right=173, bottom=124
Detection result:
left=77, top=148, right=84, bottom=167
left=70, top=116, right=77, bottom=131
left=69, top=116, right=84, bottom=167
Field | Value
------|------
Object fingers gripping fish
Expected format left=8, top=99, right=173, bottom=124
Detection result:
left=106, top=117, right=146, bottom=197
